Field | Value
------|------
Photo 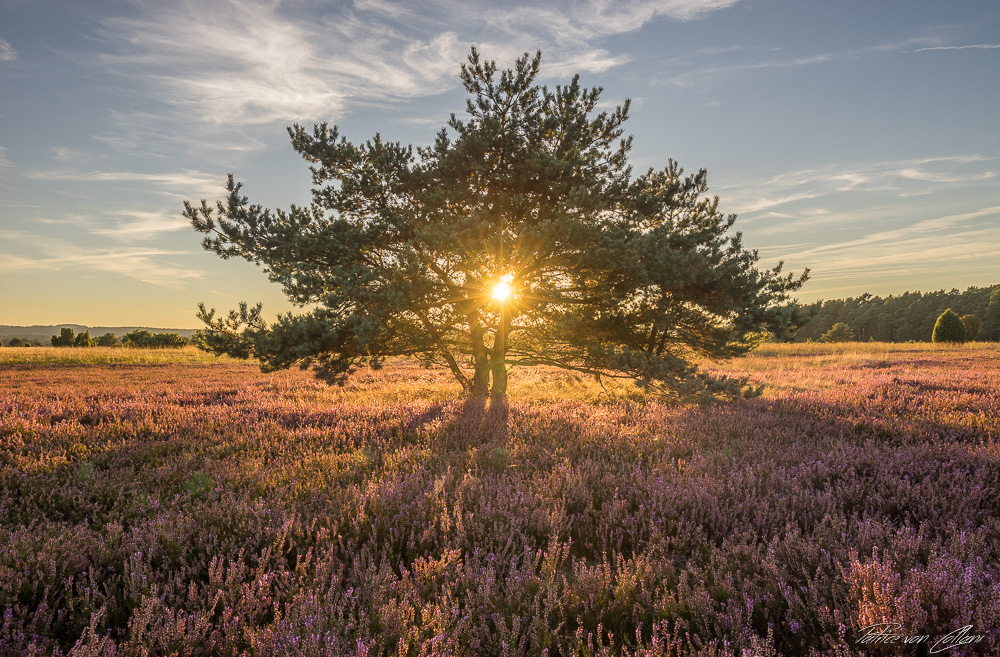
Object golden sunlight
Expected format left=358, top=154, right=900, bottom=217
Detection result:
left=491, top=280, right=513, bottom=302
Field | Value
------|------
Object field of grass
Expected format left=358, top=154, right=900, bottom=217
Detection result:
left=0, top=346, right=242, bottom=366
left=1, top=343, right=998, bottom=655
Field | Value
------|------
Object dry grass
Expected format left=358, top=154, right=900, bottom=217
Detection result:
left=0, top=345, right=239, bottom=366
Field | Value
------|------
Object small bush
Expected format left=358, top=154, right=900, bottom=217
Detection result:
left=820, top=322, right=854, bottom=343
left=932, top=309, right=967, bottom=343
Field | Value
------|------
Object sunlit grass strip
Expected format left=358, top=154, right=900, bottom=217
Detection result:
left=0, top=345, right=245, bottom=365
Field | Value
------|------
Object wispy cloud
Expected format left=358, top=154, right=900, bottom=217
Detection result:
left=722, top=154, right=1000, bottom=296
left=52, top=147, right=85, bottom=163
left=721, top=155, right=998, bottom=217
left=27, top=168, right=221, bottom=198
left=654, top=38, right=941, bottom=89
left=98, top=1, right=468, bottom=126
left=0, top=146, right=11, bottom=168
left=0, top=39, right=16, bottom=62
left=484, top=0, right=741, bottom=43
left=95, top=0, right=742, bottom=127
left=0, top=242, right=204, bottom=289
left=90, top=210, right=190, bottom=241
left=911, top=44, right=1000, bottom=52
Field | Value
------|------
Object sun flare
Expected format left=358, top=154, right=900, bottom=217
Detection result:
left=491, top=280, right=513, bottom=302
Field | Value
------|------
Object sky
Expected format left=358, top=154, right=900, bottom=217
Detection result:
left=1, top=0, right=998, bottom=328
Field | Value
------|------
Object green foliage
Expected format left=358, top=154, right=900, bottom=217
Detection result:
left=95, top=332, right=121, bottom=347
left=791, top=284, right=1000, bottom=343
left=5, top=337, right=41, bottom=347
left=51, top=327, right=76, bottom=347
left=986, top=289, right=1000, bottom=341
left=185, top=49, right=808, bottom=402
left=122, top=330, right=189, bottom=348
left=820, top=322, right=854, bottom=343
left=932, top=309, right=967, bottom=343
left=961, top=314, right=982, bottom=341
left=73, top=331, right=95, bottom=347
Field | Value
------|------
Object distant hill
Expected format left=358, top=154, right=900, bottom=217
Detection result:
left=0, top=325, right=199, bottom=344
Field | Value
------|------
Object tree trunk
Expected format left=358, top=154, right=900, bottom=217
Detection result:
left=490, top=356, right=508, bottom=399
left=469, top=321, right=491, bottom=398
left=490, top=308, right=509, bottom=399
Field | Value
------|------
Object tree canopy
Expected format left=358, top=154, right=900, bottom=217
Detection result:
left=185, top=49, right=808, bottom=402
left=791, top=285, right=1000, bottom=343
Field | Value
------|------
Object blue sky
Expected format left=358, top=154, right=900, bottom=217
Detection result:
left=1, top=0, right=998, bottom=327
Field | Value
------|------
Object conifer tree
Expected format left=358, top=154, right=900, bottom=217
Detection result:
left=51, top=327, right=75, bottom=347
left=932, top=309, right=967, bottom=343
left=185, top=49, right=808, bottom=402
left=960, top=314, right=982, bottom=341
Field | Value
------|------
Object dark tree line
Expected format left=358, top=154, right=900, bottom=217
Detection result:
left=793, top=285, right=1000, bottom=342
left=47, top=328, right=189, bottom=348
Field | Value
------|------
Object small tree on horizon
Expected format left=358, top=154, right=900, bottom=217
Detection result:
left=932, top=309, right=967, bottom=343
left=960, top=314, right=982, bottom=341
left=820, top=322, right=855, bottom=343
left=51, top=327, right=76, bottom=347
left=73, top=331, right=95, bottom=348
left=96, top=332, right=121, bottom=347
left=185, top=49, right=809, bottom=402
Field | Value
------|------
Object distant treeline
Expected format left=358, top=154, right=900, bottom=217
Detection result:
left=2, top=327, right=191, bottom=348
left=793, top=284, right=1000, bottom=342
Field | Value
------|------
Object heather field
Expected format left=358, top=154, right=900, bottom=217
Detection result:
left=1, top=345, right=998, bottom=656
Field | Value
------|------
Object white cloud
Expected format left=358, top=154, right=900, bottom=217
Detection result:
left=91, top=210, right=190, bottom=240
left=0, top=40, right=16, bottom=62
left=0, top=146, right=11, bottom=168
left=485, top=0, right=741, bottom=43
left=95, top=0, right=743, bottom=127
left=720, top=154, right=999, bottom=218
left=0, top=242, right=204, bottom=289
left=911, top=44, right=1000, bottom=52
left=714, top=153, right=1000, bottom=298
left=98, top=1, right=469, bottom=126
left=27, top=168, right=222, bottom=199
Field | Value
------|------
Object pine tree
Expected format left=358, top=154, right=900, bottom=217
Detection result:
left=51, top=327, right=75, bottom=347
left=185, top=49, right=808, bottom=402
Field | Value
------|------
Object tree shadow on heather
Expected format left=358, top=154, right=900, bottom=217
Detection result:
left=450, top=396, right=510, bottom=445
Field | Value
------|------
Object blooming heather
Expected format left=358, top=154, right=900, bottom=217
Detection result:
left=0, top=346, right=998, bottom=655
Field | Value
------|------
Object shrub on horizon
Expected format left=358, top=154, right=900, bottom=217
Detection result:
left=6, top=337, right=40, bottom=347
left=122, top=330, right=189, bottom=348
left=73, top=331, right=95, bottom=347
left=820, top=322, right=854, bottom=343
left=932, top=309, right=967, bottom=343
left=50, top=327, right=76, bottom=347
left=96, top=332, right=121, bottom=347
